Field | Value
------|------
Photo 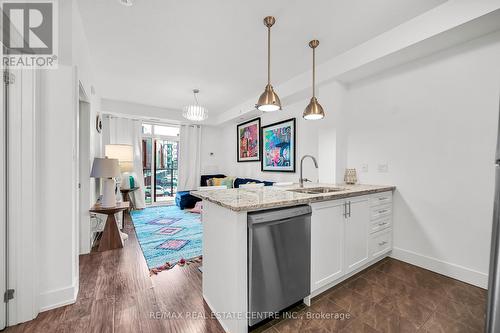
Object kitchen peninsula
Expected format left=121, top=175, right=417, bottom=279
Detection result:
left=191, top=184, right=395, bottom=333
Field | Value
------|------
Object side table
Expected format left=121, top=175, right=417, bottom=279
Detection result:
left=89, top=201, right=129, bottom=252
left=120, top=186, right=139, bottom=211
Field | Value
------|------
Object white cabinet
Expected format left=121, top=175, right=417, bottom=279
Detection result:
left=369, top=227, right=392, bottom=258
left=310, top=200, right=345, bottom=291
left=310, top=191, right=393, bottom=294
left=344, top=197, right=370, bottom=274
left=369, top=191, right=393, bottom=258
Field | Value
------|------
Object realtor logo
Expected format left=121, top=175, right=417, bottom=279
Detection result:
left=1, top=0, right=58, bottom=68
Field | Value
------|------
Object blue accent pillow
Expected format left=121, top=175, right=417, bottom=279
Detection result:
left=233, top=178, right=274, bottom=188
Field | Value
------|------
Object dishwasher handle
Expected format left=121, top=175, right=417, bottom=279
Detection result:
left=248, top=205, right=312, bottom=225
left=248, top=215, right=311, bottom=228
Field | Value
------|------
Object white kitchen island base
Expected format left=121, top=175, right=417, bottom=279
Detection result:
left=194, top=185, right=395, bottom=333
left=202, top=201, right=249, bottom=333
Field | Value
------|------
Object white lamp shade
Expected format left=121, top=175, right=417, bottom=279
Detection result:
left=182, top=105, right=208, bottom=121
left=105, top=144, right=134, bottom=172
left=90, top=158, right=120, bottom=178
left=118, top=161, right=134, bottom=173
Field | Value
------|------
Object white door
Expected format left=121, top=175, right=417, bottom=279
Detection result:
left=311, top=200, right=345, bottom=293
left=344, top=197, right=370, bottom=274
left=3, top=68, right=39, bottom=326
left=0, top=70, right=8, bottom=330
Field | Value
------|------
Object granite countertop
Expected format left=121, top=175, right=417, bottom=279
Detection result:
left=190, top=184, right=395, bottom=212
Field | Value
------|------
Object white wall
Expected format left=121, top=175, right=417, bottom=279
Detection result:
left=204, top=81, right=347, bottom=184
left=345, top=31, right=500, bottom=287
left=38, top=66, right=79, bottom=311
left=35, top=0, right=101, bottom=316
left=101, top=98, right=185, bottom=123
left=214, top=100, right=320, bottom=183
left=201, top=126, right=222, bottom=175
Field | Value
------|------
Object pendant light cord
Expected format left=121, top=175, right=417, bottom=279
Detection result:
left=267, top=26, right=271, bottom=85
left=193, top=90, right=199, bottom=105
left=312, top=47, right=316, bottom=98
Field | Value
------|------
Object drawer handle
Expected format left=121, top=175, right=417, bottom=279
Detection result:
left=378, top=209, right=388, bottom=214
left=378, top=241, right=388, bottom=246
left=378, top=197, right=388, bottom=201
left=378, top=222, right=387, bottom=226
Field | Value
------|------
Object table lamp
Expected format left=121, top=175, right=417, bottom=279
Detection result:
left=90, top=157, right=120, bottom=208
left=105, top=144, right=134, bottom=189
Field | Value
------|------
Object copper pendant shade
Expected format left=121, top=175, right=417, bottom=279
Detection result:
left=303, top=40, right=325, bottom=120
left=256, top=16, right=281, bottom=112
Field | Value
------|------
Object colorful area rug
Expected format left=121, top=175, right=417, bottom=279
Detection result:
left=130, top=205, right=202, bottom=274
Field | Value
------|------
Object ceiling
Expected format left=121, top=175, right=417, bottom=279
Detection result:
left=78, top=0, right=447, bottom=115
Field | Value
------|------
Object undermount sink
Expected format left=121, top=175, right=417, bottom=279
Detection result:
left=288, top=187, right=346, bottom=194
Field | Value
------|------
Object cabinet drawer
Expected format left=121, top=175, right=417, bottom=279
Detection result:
left=369, top=228, right=392, bottom=258
left=370, top=192, right=392, bottom=207
left=370, top=205, right=392, bottom=220
left=370, top=216, right=392, bottom=234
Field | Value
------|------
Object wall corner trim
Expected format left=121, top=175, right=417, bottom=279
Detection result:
left=38, top=284, right=78, bottom=312
left=391, top=247, right=488, bottom=289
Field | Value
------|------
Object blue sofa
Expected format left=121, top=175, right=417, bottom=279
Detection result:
left=175, top=174, right=226, bottom=210
left=233, top=178, right=274, bottom=188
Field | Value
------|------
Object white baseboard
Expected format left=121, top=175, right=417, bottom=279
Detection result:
left=203, top=296, right=232, bottom=333
left=38, top=284, right=78, bottom=312
left=310, top=254, right=389, bottom=298
left=391, top=247, right=488, bottom=289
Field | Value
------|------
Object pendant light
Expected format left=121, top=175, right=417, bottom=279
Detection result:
left=303, top=40, right=325, bottom=120
left=183, top=89, right=208, bottom=121
left=256, top=16, right=281, bottom=112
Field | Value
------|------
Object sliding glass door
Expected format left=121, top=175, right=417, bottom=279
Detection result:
left=142, top=124, right=179, bottom=204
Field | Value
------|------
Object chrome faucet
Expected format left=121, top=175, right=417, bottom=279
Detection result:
left=299, top=155, right=318, bottom=187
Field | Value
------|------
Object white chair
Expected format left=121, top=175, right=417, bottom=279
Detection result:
left=197, top=185, right=228, bottom=191
left=239, top=183, right=265, bottom=189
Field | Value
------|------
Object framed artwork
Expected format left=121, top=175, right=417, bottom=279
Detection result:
left=237, top=117, right=261, bottom=162
left=261, top=118, right=296, bottom=172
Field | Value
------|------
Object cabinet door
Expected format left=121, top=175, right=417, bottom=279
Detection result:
left=344, top=198, right=370, bottom=274
left=311, top=201, right=345, bottom=292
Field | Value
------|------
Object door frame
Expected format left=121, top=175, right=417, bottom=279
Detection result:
left=152, top=138, right=178, bottom=203
left=78, top=85, right=91, bottom=254
left=141, top=124, right=179, bottom=205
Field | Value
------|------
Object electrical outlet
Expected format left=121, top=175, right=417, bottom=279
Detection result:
left=361, top=164, right=369, bottom=172
left=378, top=163, right=389, bottom=173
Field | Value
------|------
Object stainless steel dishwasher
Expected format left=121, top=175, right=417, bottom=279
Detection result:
left=248, top=205, right=311, bottom=327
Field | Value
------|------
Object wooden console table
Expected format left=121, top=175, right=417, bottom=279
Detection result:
left=120, top=187, right=139, bottom=211
left=89, top=202, right=129, bottom=252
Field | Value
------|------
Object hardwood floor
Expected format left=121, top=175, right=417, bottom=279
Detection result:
left=4, top=212, right=488, bottom=333
left=5, top=212, right=225, bottom=333
left=255, top=258, right=487, bottom=333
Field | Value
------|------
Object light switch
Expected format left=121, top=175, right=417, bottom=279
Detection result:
left=378, top=163, right=389, bottom=173
left=362, top=164, right=369, bottom=172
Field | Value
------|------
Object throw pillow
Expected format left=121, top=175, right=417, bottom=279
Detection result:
left=220, top=177, right=234, bottom=189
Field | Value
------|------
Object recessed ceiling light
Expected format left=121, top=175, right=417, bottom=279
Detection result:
left=118, top=0, right=133, bottom=7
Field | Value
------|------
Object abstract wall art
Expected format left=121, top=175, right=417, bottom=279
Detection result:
left=261, top=118, right=296, bottom=172
left=237, top=118, right=261, bottom=162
